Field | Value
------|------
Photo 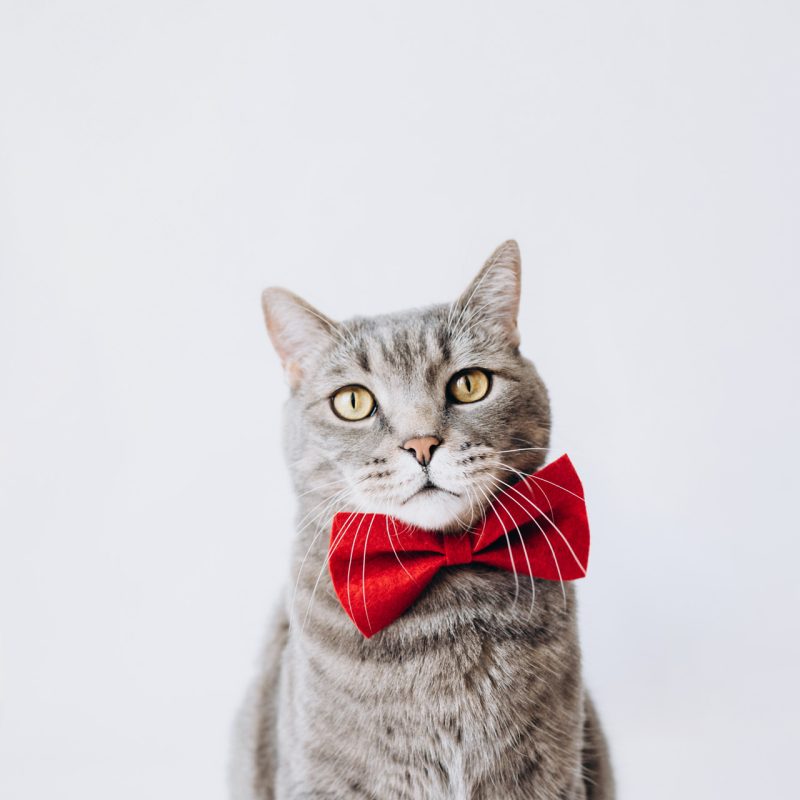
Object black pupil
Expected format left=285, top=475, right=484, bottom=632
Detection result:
left=464, top=375, right=472, bottom=393
left=350, top=392, right=357, bottom=409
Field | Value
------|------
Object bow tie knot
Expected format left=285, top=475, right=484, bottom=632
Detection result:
left=328, top=454, right=590, bottom=637
left=443, top=532, right=474, bottom=566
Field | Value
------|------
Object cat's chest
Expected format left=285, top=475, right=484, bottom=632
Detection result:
left=301, top=571, right=563, bottom=729
left=285, top=571, right=576, bottom=796
left=292, top=627, right=541, bottom=798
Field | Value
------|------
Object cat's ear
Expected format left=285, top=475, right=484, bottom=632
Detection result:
left=261, top=287, right=339, bottom=389
left=453, top=240, right=521, bottom=346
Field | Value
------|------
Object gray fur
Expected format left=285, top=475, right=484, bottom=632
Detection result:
left=232, top=241, right=614, bottom=799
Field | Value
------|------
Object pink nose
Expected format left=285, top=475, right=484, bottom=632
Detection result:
left=402, top=436, right=441, bottom=466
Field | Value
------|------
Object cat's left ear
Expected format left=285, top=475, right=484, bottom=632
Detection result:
left=453, top=239, right=521, bottom=347
left=261, top=287, right=339, bottom=389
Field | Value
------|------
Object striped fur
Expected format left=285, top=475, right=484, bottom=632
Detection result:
left=232, top=242, right=614, bottom=799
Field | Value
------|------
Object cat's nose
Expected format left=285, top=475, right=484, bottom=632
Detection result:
left=402, top=436, right=441, bottom=466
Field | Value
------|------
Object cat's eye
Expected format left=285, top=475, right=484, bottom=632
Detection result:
left=447, top=368, right=491, bottom=404
left=331, top=385, right=376, bottom=421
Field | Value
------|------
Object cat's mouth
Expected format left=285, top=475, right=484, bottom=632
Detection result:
left=401, top=478, right=460, bottom=504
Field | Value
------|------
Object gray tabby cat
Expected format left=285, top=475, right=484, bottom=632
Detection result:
left=231, top=241, right=614, bottom=799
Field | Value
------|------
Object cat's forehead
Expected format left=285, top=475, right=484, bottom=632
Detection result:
left=323, top=304, right=508, bottom=383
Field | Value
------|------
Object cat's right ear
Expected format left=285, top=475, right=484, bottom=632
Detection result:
left=453, top=240, right=522, bottom=347
left=261, top=288, right=339, bottom=389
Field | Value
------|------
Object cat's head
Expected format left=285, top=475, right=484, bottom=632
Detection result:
left=261, top=240, right=550, bottom=532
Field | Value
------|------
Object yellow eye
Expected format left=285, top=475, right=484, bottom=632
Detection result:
left=447, top=368, right=491, bottom=404
left=331, top=385, right=376, bottom=421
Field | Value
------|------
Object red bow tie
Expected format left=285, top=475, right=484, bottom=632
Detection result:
left=328, top=454, right=590, bottom=637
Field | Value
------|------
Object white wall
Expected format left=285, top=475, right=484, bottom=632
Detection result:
left=1, top=2, right=798, bottom=797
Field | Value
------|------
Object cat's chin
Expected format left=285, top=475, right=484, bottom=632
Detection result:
left=387, top=490, right=478, bottom=533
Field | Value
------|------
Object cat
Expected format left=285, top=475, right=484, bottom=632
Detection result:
left=230, top=241, right=614, bottom=799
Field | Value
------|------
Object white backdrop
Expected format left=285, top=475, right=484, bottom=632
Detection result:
left=1, top=2, right=798, bottom=798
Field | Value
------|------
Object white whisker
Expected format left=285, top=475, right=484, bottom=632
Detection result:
left=474, top=482, right=520, bottom=605
left=488, top=470, right=586, bottom=577
left=494, top=447, right=550, bottom=454
left=360, top=513, right=377, bottom=631
left=301, top=499, right=368, bottom=632
left=387, top=516, right=418, bottom=585
left=482, top=479, right=536, bottom=617
left=345, top=510, right=369, bottom=623
left=485, top=474, right=567, bottom=606
left=289, top=486, right=359, bottom=629
left=294, top=476, right=349, bottom=499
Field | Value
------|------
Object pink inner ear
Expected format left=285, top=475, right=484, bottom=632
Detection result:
left=285, top=360, right=303, bottom=389
left=265, top=313, right=291, bottom=364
